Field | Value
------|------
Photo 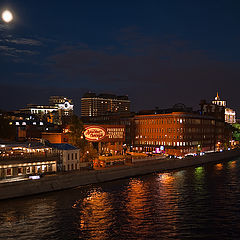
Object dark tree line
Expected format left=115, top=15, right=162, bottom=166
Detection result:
left=0, top=115, right=16, bottom=140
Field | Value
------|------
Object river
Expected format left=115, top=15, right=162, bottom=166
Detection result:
left=1, top=157, right=240, bottom=239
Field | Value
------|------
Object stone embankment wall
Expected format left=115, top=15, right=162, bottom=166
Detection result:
left=0, top=149, right=240, bottom=200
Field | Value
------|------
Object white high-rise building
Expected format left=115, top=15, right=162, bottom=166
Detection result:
left=81, top=92, right=130, bottom=117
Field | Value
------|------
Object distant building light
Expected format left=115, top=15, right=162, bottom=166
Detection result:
left=22, top=122, right=26, bottom=125
left=33, top=122, right=36, bottom=125
left=40, top=122, right=43, bottom=125
left=29, top=175, right=40, bottom=180
left=16, top=122, right=20, bottom=125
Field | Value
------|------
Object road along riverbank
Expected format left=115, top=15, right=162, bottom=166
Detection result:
left=0, top=149, right=240, bottom=200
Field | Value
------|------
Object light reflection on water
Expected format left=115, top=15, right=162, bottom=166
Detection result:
left=124, top=179, right=153, bottom=239
left=1, top=157, right=240, bottom=239
left=74, top=189, right=114, bottom=240
left=0, top=198, right=58, bottom=240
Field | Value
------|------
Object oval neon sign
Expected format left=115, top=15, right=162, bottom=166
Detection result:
left=84, top=126, right=106, bottom=142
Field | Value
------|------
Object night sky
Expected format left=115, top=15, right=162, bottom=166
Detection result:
left=0, top=0, right=239, bottom=116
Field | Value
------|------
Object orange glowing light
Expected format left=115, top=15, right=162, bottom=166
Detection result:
left=159, top=173, right=174, bottom=184
left=215, top=163, right=223, bottom=170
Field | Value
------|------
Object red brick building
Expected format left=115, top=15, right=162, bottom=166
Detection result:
left=41, top=132, right=69, bottom=144
left=133, top=111, right=231, bottom=156
left=83, top=124, right=125, bottom=154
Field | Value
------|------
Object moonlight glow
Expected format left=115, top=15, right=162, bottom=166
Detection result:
left=1, top=10, right=13, bottom=23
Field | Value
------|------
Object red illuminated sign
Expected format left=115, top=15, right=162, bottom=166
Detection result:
left=84, top=126, right=106, bottom=142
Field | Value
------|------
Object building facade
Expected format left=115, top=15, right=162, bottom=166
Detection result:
left=212, top=92, right=226, bottom=107
left=211, top=92, right=236, bottom=124
left=81, top=112, right=135, bottom=146
left=19, top=96, right=74, bottom=125
left=81, top=92, right=130, bottom=117
left=200, top=99, right=225, bottom=121
left=49, top=96, right=74, bottom=117
left=41, top=124, right=126, bottom=155
left=133, top=112, right=231, bottom=156
left=42, top=132, right=69, bottom=144
left=225, top=108, right=236, bottom=124
left=51, top=143, right=81, bottom=171
left=83, top=124, right=126, bottom=155
left=0, top=143, right=58, bottom=179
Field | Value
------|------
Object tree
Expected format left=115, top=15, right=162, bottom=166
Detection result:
left=67, top=115, right=99, bottom=162
left=0, top=116, right=15, bottom=140
left=232, top=123, right=240, bottom=141
left=81, top=142, right=98, bottom=162
left=68, top=115, right=86, bottom=149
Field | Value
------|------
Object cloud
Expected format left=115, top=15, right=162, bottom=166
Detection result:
left=1, top=27, right=239, bottom=114
left=5, top=38, right=42, bottom=46
left=44, top=28, right=240, bottom=114
left=0, top=24, right=7, bottom=31
left=47, top=39, right=226, bottom=85
left=0, top=28, right=43, bottom=59
left=0, top=44, right=38, bottom=57
left=47, top=26, right=240, bottom=83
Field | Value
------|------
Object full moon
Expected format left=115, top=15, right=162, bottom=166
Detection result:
left=1, top=10, right=13, bottom=23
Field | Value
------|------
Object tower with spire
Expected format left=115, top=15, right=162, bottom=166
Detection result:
left=212, top=92, right=226, bottom=107
left=212, top=92, right=236, bottom=124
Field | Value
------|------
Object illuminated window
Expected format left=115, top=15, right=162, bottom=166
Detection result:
left=6, top=168, right=12, bottom=176
left=18, top=167, right=23, bottom=175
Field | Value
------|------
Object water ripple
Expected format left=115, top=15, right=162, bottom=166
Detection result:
left=1, top=157, right=240, bottom=239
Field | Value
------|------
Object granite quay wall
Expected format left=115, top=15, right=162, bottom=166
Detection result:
left=0, top=149, right=240, bottom=200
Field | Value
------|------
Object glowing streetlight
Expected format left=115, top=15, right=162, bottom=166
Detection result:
left=1, top=10, right=13, bottom=23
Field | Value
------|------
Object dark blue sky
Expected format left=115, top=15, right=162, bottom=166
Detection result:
left=0, top=0, right=239, bottom=115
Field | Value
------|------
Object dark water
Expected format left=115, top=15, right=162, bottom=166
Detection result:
left=1, top=158, right=240, bottom=240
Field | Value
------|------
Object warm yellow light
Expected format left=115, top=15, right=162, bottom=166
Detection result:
left=2, top=10, right=13, bottom=23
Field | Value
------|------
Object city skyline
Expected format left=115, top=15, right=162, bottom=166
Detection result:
left=0, top=1, right=239, bottom=115
left=1, top=2, right=240, bottom=238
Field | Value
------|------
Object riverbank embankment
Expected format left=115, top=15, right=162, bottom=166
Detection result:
left=0, top=149, right=240, bottom=200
